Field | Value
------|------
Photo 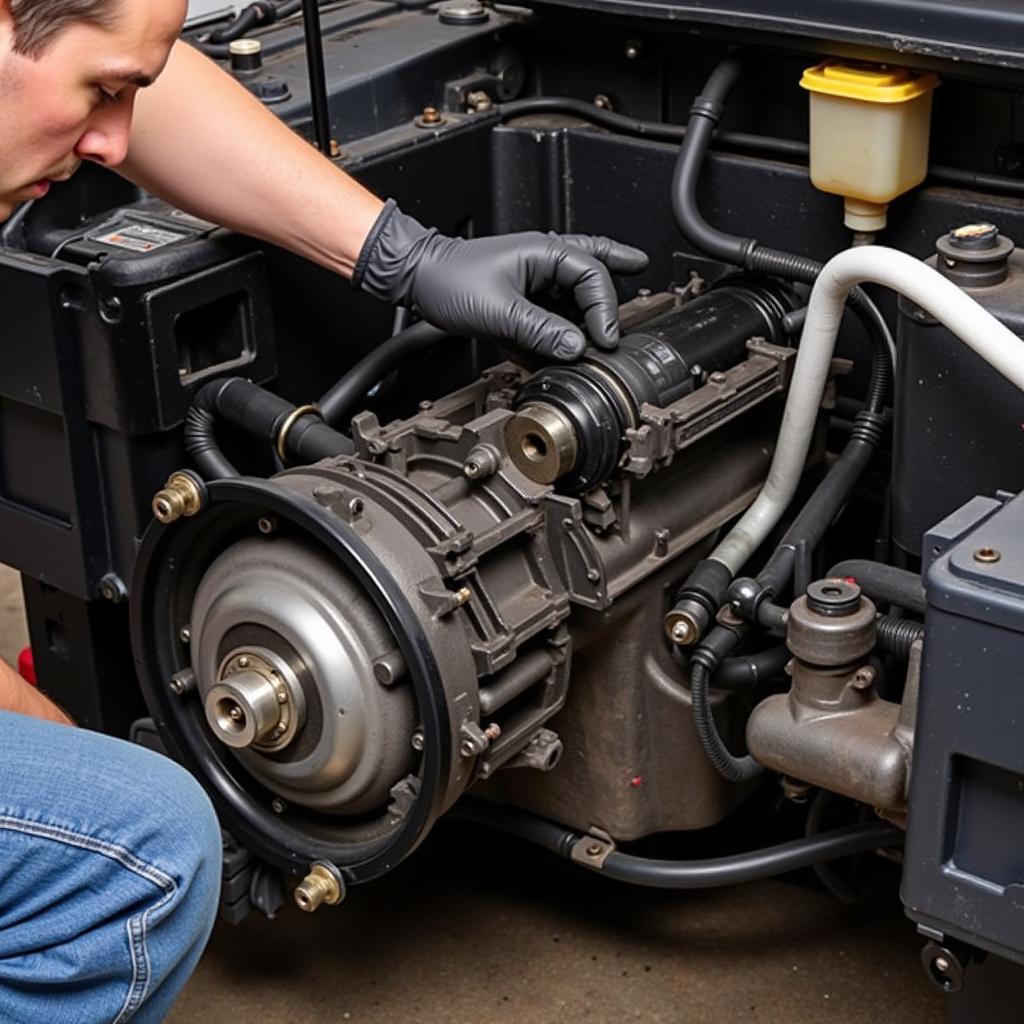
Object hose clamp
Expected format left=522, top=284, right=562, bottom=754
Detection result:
left=276, top=404, right=323, bottom=463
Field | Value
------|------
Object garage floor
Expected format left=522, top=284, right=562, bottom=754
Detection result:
left=0, top=565, right=945, bottom=1023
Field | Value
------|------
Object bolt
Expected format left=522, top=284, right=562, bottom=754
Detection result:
left=934, top=956, right=951, bottom=973
left=455, top=586, right=472, bottom=607
left=593, top=94, right=613, bottom=110
left=420, top=106, right=441, bottom=125
left=348, top=497, right=364, bottom=518
left=852, top=667, right=876, bottom=691
left=586, top=842, right=603, bottom=857
left=329, top=139, right=342, bottom=158
left=271, top=798, right=287, bottom=814
left=169, top=671, right=195, bottom=697
left=179, top=626, right=192, bottom=644
left=411, top=729, right=425, bottom=751
left=460, top=739, right=476, bottom=757
left=238, top=656, right=250, bottom=669
left=973, top=546, right=1001, bottom=563
left=257, top=516, right=277, bottom=535
left=624, top=39, right=642, bottom=60
left=466, top=90, right=493, bottom=112
left=586, top=569, right=601, bottom=583
left=465, top=461, right=481, bottom=479
left=709, top=371, right=728, bottom=385
left=670, top=620, right=695, bottom=645
left=483, top=723, right=502, bottom=743
left=152, top=471, right=204, bottom=524
left=229, top=706, right=243, bottom=722
left=294, top=862, right=345, bottom=913
left=781, top=777, right=811, bottom=803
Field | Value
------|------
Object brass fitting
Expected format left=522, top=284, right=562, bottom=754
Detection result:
left=152, top=471, right=204, bottom=524
left=294, top=861, right=345, bottom=913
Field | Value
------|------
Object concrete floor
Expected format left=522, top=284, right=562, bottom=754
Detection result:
left=0, top=565, right=945, bottom=1023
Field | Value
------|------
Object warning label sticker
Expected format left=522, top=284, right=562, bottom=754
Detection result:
left=92, top=222, right=188, bottom=253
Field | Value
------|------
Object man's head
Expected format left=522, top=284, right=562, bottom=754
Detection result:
left=0, top=0, right=187, bottom=221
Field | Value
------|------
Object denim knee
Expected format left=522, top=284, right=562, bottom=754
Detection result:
left=0, top=713, right=223, bottom=1022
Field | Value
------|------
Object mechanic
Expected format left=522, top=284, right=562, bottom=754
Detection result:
left=0, top=0, right=646, bottom=1019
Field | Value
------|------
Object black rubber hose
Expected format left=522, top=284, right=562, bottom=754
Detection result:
left=828, top=560, right=927, bottom=616
left=184, top=391, right=239, bottom=480
left=714, top=644, right=791, bottom=688
left=602, top=821, right=901, bottom=889
left=319, top=320, right=450, bottom=425
left=753, top=410, right=886, bottom=599
left=208, top=1, right=275, bottom=43
left=452, top=799, right=903, bottom=890
left=689, top=658, right=763, bottom=783
left=185, top=377, right=354, bottom=480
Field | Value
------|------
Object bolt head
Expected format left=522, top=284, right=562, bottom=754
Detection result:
left=934, top=956, right=951, bottom=973
left=586, top=842, right=603, bottom=857
left=670, top=620, right=694, bottom=645
left=271, top=798, right=287, bottom=814
left=973, top=546, right=1001, bottom=563
left=179, top=626, right=192, bottom=644
left=411, top=730, right=425, bottom=752
left=257, top=516, right=276, bottom=535
left=170, top=679, right=185, bottom=695
left=852, top=668, right=876, bottom=691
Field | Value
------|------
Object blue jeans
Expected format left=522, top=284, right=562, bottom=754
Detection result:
left=0, top=711, right=222, bottom=1022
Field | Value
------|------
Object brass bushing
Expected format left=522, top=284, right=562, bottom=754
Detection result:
left=504, top=404, right=578, bottom=484
left=294, top=862, right=345, bottom=913
left=152, top=471, right=204, bottom=524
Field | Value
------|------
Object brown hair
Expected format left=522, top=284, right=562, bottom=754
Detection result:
left=9, top=0, right=119, bottom=57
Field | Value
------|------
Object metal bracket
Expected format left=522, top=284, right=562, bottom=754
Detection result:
left=570, top=826, right=617, bottom=870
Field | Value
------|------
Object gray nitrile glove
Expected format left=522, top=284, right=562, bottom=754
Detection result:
left=353, top=200, right=649, bottom=361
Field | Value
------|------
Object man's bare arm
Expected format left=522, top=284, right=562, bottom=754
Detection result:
left=121, top=40, right=384, bottom=279
left=0, top=657, right=73, bottom=725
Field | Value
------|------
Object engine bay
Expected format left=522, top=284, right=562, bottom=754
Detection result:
left=3, top=1, right=1024, bottom=1013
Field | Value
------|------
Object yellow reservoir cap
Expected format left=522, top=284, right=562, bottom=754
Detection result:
left=801, top=61, right=939, bottom=104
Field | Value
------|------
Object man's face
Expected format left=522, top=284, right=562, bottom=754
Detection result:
left=0, top=0, right=187, bottom=221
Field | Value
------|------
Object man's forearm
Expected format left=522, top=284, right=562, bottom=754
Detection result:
left=121, top=41, right=384, bottom=278
left=0, top=658, right=73, bottom=726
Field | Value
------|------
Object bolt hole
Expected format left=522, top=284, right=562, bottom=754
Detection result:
left=522, top=433, right=548, bottom=462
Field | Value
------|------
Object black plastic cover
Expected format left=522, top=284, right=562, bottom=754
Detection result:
left=527, top=0, right=1024, bottom=71
left=903, top=491, right=1024, bottom=966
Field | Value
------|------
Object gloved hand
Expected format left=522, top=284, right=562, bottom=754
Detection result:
left=353, top=200, right=649, bottom=361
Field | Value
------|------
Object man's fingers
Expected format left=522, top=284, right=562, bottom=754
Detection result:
left=506, top=295, right=587, bottom=361
left=545, top=243, right=623, bottom=350
left=558, top=234, right=650, bottom=274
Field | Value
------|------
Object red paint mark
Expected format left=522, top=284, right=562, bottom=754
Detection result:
left=17, top=647, right=36, bottom=686
left=630, top=776, right=644, bottom=788
left=843, top=576, right=858, bottom=586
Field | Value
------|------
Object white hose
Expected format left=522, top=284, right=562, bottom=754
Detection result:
left=710, top=245, right=1024, bottom=574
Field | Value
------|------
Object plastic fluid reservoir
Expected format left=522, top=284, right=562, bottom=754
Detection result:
left=800, top=61, right=939, bottom=233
